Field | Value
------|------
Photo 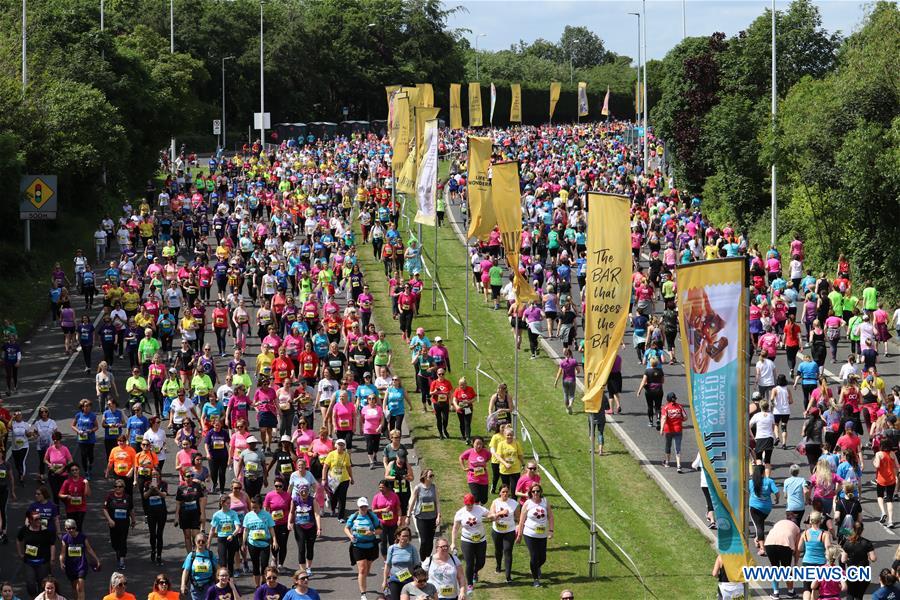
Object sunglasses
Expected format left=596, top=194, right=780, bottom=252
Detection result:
left=527, top=467, right=537, bottom=471
left=265, top=576, right=278, bottom=580
left=156, top=580, right=170, bottom=585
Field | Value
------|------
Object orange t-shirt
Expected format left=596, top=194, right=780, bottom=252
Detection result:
left=135, top=450, right=159, bottom=477
left=876, top=451, right=897, bottom=486
left=102, top=593, right=137, bottom=600
left=107, top=445, right=137, bottom=476
left=147, top=592, right=179, bottom=600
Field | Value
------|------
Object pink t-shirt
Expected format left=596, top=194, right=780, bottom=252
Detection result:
left=332, top=401, right=355, bottom=432
left=264, top=490, right=291, bottom=524
left=311, top=437, right=334, bottom=460
left=460, top=448, right=491, bottom=485
left=361, top=405, right=384, bottom=435
left=371, top=490, right=401, bottom=526
left=227, top=395, right=251, bottom=424
left=45, top=444, right=73, bottom=469
left=515, top=473, right=542, bottom=503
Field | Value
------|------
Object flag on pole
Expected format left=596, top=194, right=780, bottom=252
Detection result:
left=583, top=192, right=631, bottom=412
left=414, top=119, right=438, bottom=226
left=416, top=83, right=434, bottom=108
left=577, top=81, right=589, bottom=117
left=385, top=85, right=401, bottom=114
left=489, top=83, right=497, bottom=126
left=449, top=84, right=462, bottom=130
left=389, top=92, right=410, bottom=174
left=676, top=258, right=752, bottom=583
left=466, top=136, right=495, bottom=241
left=510, top=83, right=522, bottom=123
left=468, top=83, right=483, bottom=127
left=601, top=86, right=611, bottom=116
left=549, top=82, right=561, bottom=121
left=492, top=162, right=538, bottom=302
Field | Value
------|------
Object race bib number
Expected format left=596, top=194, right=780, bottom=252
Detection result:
left=67, top=545, right=83, bottom=558
left=194, top=560, right=210, bottom=573
left=338, top=419, right=350, bottom=429
left=114, top=508, right=128, bottom=520
left=396, top=568, right=412, bottom=582
left=115, top=464, right=128, bottom=475
left=14, top=438, right=25, bottom=448
left=245, top=462, right=259, bottom=472
left=184, top=500, right=198, bottom=511
left=149, top=496, right=163, bottom=506
left=135, top=435, right=144, bottom=443
left=69, top=496, right=82, bottom=506
left=440, top=586, right=455, bottom=597
left=495, top=521, right=509, bottom=532
left=107, top=427, right=119, bottom=436
left=472, top=466, right=485, bottom=477
left=138, top=467, right=151, bottom=476
left=250, top=529, right=266, bottom=541
left=219, top=522, right=233, bottom=534
left=420, top=502, right=435, bottom=513
left=271, top=509, right=284, bottom=521
left=381, top=510, right=393, bottom=522
left=213, top=440, right=225, bottom=450
left=77, top=432, right=88, bottom=441
left=470, top=533, right=483, bottom=543
left=25, top=544, right=38, bottom=557
left=280, top=463, right=292, bottom=474
left=534, top=526, right=546, bottom=535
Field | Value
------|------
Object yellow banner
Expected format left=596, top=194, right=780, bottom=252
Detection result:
left=578, top=81, right=589, bottom=117
left=403, top=86, right=420, bottom=109
left=415, top=107, right=441, bottom=168
left=449, top=83, right=462, bottom=130
left=583, top=192, right=632, bottom=413
left=416, top=83, right=434, bottom=108
left=492, top=162, right=538, bottom=302
left=676, top=258, right=751, bottom=582
left=385, top=85, right=401, bottom=114
left=510, top=83, right=522, bottom=123
left=549, top=81, right=561, bottom=121
left=390, top=93, right=410, bottom=173
left=468, top=82, right=483, bottom=128
left=466, top=136, right=495, bottom=241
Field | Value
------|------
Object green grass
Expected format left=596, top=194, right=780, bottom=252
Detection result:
left=355, top=198, right=716, bottom=599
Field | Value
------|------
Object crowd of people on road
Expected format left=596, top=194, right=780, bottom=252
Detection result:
left=2, top=119, right=899, bottom=600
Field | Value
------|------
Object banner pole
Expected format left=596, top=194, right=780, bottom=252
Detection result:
left=464, top=236, right=470, bottom=367
left=589, top=417, right=597, bottom=577
left=432, top=173, right=438, bottom=311
left=513, top=310, right=519, bottom=436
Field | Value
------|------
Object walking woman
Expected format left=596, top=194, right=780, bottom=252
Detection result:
left=451, top=493, right=491, bottom=595
left=59, top=519, right=101, bottom=600
left=209, top=494, right=242, bottom=576
left=382, top=526, right=420, bottom=600
left=797, top=512, right=832, bottom=600
left=408, top=469, right=440, bottom=561
left=10, top=410, right=34, bottom=484
left=345, top=497, right=382, bottom=600
left=70, top=400, right=98, bottom=479
left=180, top=532, right=217, bottom=600
left=636, top=357, right=665, bottom=429
left=383, top=376, right=409, bottom=435
left=516, top=484, right=554, bottom=588
left=748, top=464, right=779, bottom=556
left=242, top=495, right=277, bottom=588
left=841, top=521, right=876, bottom=600
left=322, top=437, right=353, bottom=521
left=103, top=477, right=135, bottom=571
left=142, top=468, right=169, bottom=566
left=488, top=485, right=519, bottom=584
left=422, top=537, right=465, bottom=600
left=44, top=431, right=72, bottom=503
left=288, top=483, right=321, bottom=577
left=459, top=437, right=491, bottom=505
left=492, top=425, right=524, bottom=493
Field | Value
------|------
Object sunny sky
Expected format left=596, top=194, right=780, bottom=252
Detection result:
left=445, top=0, right=873, bottom=61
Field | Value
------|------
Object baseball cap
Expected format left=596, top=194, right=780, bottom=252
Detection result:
left=463, top=493, right=476, bottom=505
left=357, top=497, right=369, bottom=507
left=246, top=435, right=259, bottom=444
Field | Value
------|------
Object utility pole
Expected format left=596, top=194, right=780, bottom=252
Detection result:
left=682, top=0, right=686, bottom=40
left=169, top=0, right=176, bottom=173
left=259, top=1, right=266, bottom=148
left=222, top=56, right=235, bottom=151
left=642, top=0, right=648, bottom=174
left=770, top=0, right=777, bottom=245
left=629, top=12, right=640, bottom=125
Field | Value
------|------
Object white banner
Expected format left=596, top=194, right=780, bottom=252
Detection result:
left=414, top=119, right=438, bottom=226
left=490, top=82, right=497, bottom=126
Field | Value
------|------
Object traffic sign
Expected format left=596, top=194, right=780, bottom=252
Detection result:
left=253, top=112, right=271, bottom=130
left=20, top=174, right=58, bottom=220
left=213, top=119, right=222, bottom=135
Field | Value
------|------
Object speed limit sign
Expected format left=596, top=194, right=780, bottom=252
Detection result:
left=213, top=120, right=222, bottom=135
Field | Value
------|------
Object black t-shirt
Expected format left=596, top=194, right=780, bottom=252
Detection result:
left=105, top=492, right=133, bottom=521
left=842, top=537, right=874, bottom=566
left=176, top=482, right=205, bottom=513
left=325, top=352, right=346, bottom=380
left=645, top=367, right=664, bottom=390
left=17, top=526, right=54, bottom=564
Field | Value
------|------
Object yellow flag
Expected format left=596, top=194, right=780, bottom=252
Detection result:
left=468, top=83, right=483, bottom=127
left=390, top=93, right=410, bottom=173
left=583, top=192, right=632, bottom=413
left=403, top=86, right=420, bottom=109
left=449, top=84, right=462, bottom=130
left=549, top=81, right=561, bottom=121
left=510, top=83, right=522, bottom=123
left=577, top=81, right=589, bottom=117
left=416, top=83, right=434, bottom=108
left=415, top=107, right=440, bottom=168
left=396, top=146, right=418, bottom=195
left=385, top=85, right=401, bottom=114
left=466, top=136, right=495, bottom=241
left=492, top=162, right=538, bottom=302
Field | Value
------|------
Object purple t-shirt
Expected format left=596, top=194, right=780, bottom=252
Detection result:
left=205, top=583, right=243, bottom=599
left=559, top=358, right=578, bottom=382
left=252, top=583, right=290, bottom=600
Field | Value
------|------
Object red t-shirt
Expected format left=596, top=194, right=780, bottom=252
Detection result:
left=662, top=402, right=686, bottom=434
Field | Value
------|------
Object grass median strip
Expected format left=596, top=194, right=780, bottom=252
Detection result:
left=355, top=200, right=716, bottom=599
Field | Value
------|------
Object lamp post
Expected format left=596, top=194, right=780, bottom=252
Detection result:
left=770, top=0, right=777, bottom=245
left=474, top=33, right=486, bottom=80
left=682, top=0, right=686, bottom=39
left=628, top=12, right=640, bottom=144
left=222, top=56, right=235, bottom=150
left=169, top=0, right=175, bottom=172
left=259, top=1, right=266, bottom=148
left=641, top=0, right=648, bottom=174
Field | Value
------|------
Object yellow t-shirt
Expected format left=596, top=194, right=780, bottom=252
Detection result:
left=495, top=439, right=523, bottom=475
left=323, top=450, right=351, bottom=483
left=123, top=291, right=140, bottom=312
left=488, top=433, right=504, bottom=465
left=256, top=352, right=274, bottom=376
left=134, top=313, right=153, bottom=329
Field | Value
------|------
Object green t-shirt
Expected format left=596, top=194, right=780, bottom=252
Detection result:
left=547, top=230, right=560, bottom=249
left=489, top=266, right=504, bottom=287
left=847, top=316, right=863, bottom=342
left=862, top=287, right=877, bottom=310
left=373, top=340, right=392, bottom=366
left=828, top=290, right=843, bottom=315
left=138, top=337, right=161, bottom=364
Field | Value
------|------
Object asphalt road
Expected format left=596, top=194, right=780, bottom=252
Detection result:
left=0, top=239, right=417, bottom=599
left=444, top=196, right=900, bottom=596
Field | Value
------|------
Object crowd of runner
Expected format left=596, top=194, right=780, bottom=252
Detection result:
left=1, top=121, right=899, bottom=600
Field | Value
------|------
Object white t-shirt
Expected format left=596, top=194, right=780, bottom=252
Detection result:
left=750, top=411, right=776, bottom=440
left=838, top=363, right=858, bottom=384
left=216, top=384, right=234, bottom=404
left=453, top=505, right=489, bottom=543
left=34, top=419, right=58, bottom=447
left=170, top=397, right=195, bottom=425
left=789, top=259, right=803, bottom=280
left=316, top=379, right=338, bottom=406
left=522, top=498, right=550, bottom=538
left=423, top=555, right=461, bottom=599
left=94, top=229, right=108, bottom=248
left=490, top=497, right=517, bottom=534
left=756, top=359, right=776, bottom=387
left=772, top=386, right=791, bottom=415
left=143, top=426, right=167, bottom=461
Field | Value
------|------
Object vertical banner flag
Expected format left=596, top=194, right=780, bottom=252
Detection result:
left=449, top=84, right=462, bottom=130
left=676, top=257, right=751, bottom=582
left=385, top=85, right=401, bottom=114
left=492, top=162, right=538, bottom=302
left=416, top=83, right=434, bottom=108
left=577, top=81, right=589, bottom=117
left=510, top=83, right=522, bottom=123
left=601, top=86, right=611, bottom=116
left=390, top=93, right=410, bottom=173
left=489, top=83, right=497, bottom=126
left=549, top=81, right=561, bottom=121
left=414, top=119, right=438, bottom=226
left=466, top=136, right=495, bottom=241
left=415, top=107, right=441, bottom=179
left=468, top=83, right=483, bottom=127
left=583, top=192, right=632, bottom=412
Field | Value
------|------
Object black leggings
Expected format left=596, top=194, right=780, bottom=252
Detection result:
left=387, top=413, right=405, bottom=436
left=490, top=463, right=501, bottom=494
left=109, top=520, right=130, bottom=559
left=527, top=329, right=539, bottom=355
left=416, top=517, right=437, bottom=560
left=209, top=456, right=228, bottom=492
left=457, top=411, right=473, bottom=441
left=78, top=442, right=95, bottom=474
left=750, top=507, right=770, bottom=542
left=293, top=526, right=317, bottom=564
left=12, top=448, right=27, bottom=480
left=468, top=482, right=488, bottom=506
left=273, top=523, right=289, bottom=566
left=147, top=509, right=166, bottom=557
left=3, top=363, right=17, bottom=391
left=524, top=535, right=547, bottom=580
left=215, top=328, right=228, bottom=355
left=0, top=486, right=8, bottom=532
left=216, top=535, right=240, bottom=574
left=492, top=530, right=515, bottom=580
left=248, top=543, right=271, bottom=576
left=331, top=480, right=350, bottom=520
left=433, top=402, right=450, bottom=437
left=645, top=390, right=663, bottom=424
left=81, top=345, right=93, bottom=369
left=500, top=472, right=520, bottom=495
left=460, top=540, right=486, bottom=585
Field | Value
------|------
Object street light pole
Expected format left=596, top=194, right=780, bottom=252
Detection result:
left=259, top=1, right=266, bottom=149
left=629, top=12, right=640, bottom=127
left=474, top=33, right=486, bottom=80
left=770, top=0, right=777, bottom=245
left=682, top=0, right=686, bottom=40
left=222, top=56, right=235, bottom=151
left=642, top=0, right=648, bottom=174
left=169, top=0, right=175, bottom=173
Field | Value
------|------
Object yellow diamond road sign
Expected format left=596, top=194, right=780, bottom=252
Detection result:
left=26, top=177, right=54, bottom=209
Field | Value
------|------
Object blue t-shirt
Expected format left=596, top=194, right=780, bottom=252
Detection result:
left=73, top=411, right=97, bottom=444
left=748, top=478, right=779, bottom=513
left=210, top=509, right=241, bottom=539
left=797, top=361, right=819, bottom=385
left=103, top=409, right=125, bottom=440
left=386, top=387, right=405, bottom=416
left=386, top=543, right=420, bottom=582
left=873, top=585, right=900, bottom=600
left=243, top=510, right=276, bottom=548
left=182, top=550, right=217, bottom=586
left=783, top=476, right=808, bottom=511
left=127, top=415, right=150, bottom=444
left=283, top=588, right=321, bottom=600
left=346, top=511, right=380, bottom=549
